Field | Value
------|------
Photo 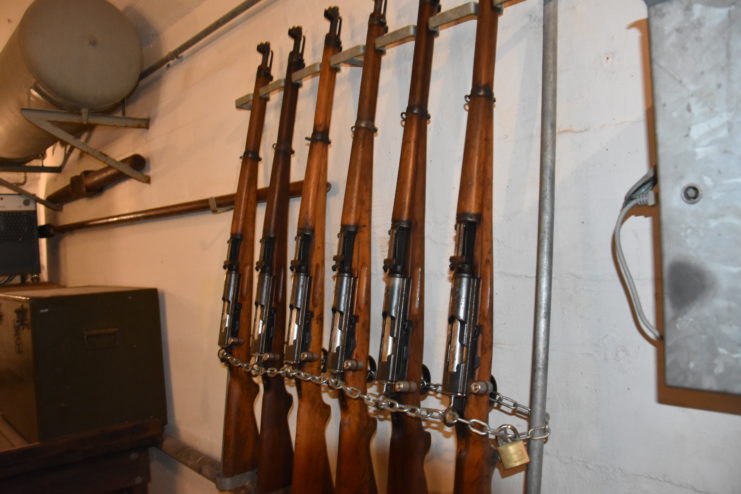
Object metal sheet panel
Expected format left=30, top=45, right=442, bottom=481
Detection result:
left=0, top=194, right=40, bottom=276
left=0, top=286, right=167, bottom=441
left=648, top=0, right=741, bottom=394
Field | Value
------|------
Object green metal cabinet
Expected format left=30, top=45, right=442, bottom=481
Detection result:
left=0, top=286, right=167, bottom=441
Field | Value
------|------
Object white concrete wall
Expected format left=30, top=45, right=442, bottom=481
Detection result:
left=18, top=0, right=741, bottom=492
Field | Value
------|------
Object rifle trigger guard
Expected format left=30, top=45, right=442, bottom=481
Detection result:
left=366, top=355, right=377, bottom=382
left=420, top=364, right=432, bottom=395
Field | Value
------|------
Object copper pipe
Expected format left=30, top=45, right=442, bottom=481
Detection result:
left=46, top=155, right=147, bottom=205
left=39, top=180, right=327, bottom=237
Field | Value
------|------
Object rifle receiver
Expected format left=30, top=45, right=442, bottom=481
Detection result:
left=250, top=236, right=278, bottom=363
left=284, top=231, right=316, bottom=365
left=442, top=215, right=482, bottom=396
left=327, top=226, right=359, bottom=373
left=377, top=220, right=413, bottom=388
left=218, top=234, right=243, bottom=348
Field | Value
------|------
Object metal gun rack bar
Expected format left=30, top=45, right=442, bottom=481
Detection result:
left=236, top=0, right=508, bottom=110
left=227, top=1, right=557, bottom=492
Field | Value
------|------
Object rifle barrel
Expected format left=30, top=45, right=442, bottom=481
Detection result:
left=380, top=2, right=440, bottom=493
left=443, top=2, right=500, bottom=493
left=289, top=8, right=342, bottom=494
left=220, top=40, right=273, bottom=486
left=331, top=3, right=388, bottom=494
left=253, top=26, right=306, bottom=494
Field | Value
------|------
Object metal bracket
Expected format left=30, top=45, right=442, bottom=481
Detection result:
left=215, top=469, right=256, bottom=491
left=236, top=78, right=286, bottom=110
left=0, top=163, right=63, bottom=173
left=429, top=2, right=479, bottom=32
left=236, top=62, right=322, bottom=110
left=376, top=25, right=417, bottom=52
left=330, top=44, right=366, bottom=68
left=208, top=196, right=233, bottom=214
left=259, top=78, right=286, bottom=99
left=235, top=0, right=515, bottom=111
left=0, top=176, right=60, bottom=210
left=20, top=109, right=151, bottom=183
left=292, top=62, right=322, bottom=84
left=234, top=92, right=255, bottom=110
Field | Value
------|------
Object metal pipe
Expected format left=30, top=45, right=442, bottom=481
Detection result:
left=38, top=180, right=325, bottom=237
left=46, top=155, right=147, bottom=205
left=140, top=0, right=265, bottom=80
left=525, top=0, right=557, bottom=493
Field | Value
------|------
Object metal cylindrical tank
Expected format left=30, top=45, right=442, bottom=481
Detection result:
left=0, top=0, right=142, bottom=162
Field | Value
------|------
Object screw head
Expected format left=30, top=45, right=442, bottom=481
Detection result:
left=682, top=184, right=702, bottom=204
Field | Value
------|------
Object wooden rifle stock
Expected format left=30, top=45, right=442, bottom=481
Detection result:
left=328, top=2, right=388, bottom=493
left=287, top=7, right=342, bottom=494
left=252, top=27, right=305, bottom=494
left=442, top=3, right=500, bottom=493
left=218, top=42, right=273, bottom=489
left=377, top=2, right=439, bottom=493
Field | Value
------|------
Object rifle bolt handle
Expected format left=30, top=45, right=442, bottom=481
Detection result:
left=394, top=380, right=418, bottom=394
left=343, top=359, right=362, bottom=371
left=469, top=380, right=494, bottom=395
left=300, top=351, right=319, bottom=362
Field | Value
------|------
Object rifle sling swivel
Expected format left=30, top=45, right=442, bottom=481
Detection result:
left=305, top=130, right=331, bottom=144
left=401, top=104, right=431, bottom=122
left=465, top=85, right=495, bottom=104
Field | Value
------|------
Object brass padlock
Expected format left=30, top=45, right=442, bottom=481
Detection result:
left=496, top=426, right=530, bottom=469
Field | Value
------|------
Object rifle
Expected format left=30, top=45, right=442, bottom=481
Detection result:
left=440, top=2, right=500, bottom=493
left=250, top=27, right=305, bottom=494
left=284, top=7, right=342, bottom=494
left=376, top=1, right=440, bottom=493
left=218, top=41, right=273, bottom=490
left=326, top=1, right=388, bottom=493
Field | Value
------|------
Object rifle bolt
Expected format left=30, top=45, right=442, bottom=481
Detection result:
left=300, top=351, right=319, bottom=362
left=394, top=380, right=418, bottom=393
left=469, top=380, right=494, bottom=395
left=343, top=359, right=362, bottom=371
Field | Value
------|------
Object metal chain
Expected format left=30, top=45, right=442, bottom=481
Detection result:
left=218, top=349, right=550, bottom=445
